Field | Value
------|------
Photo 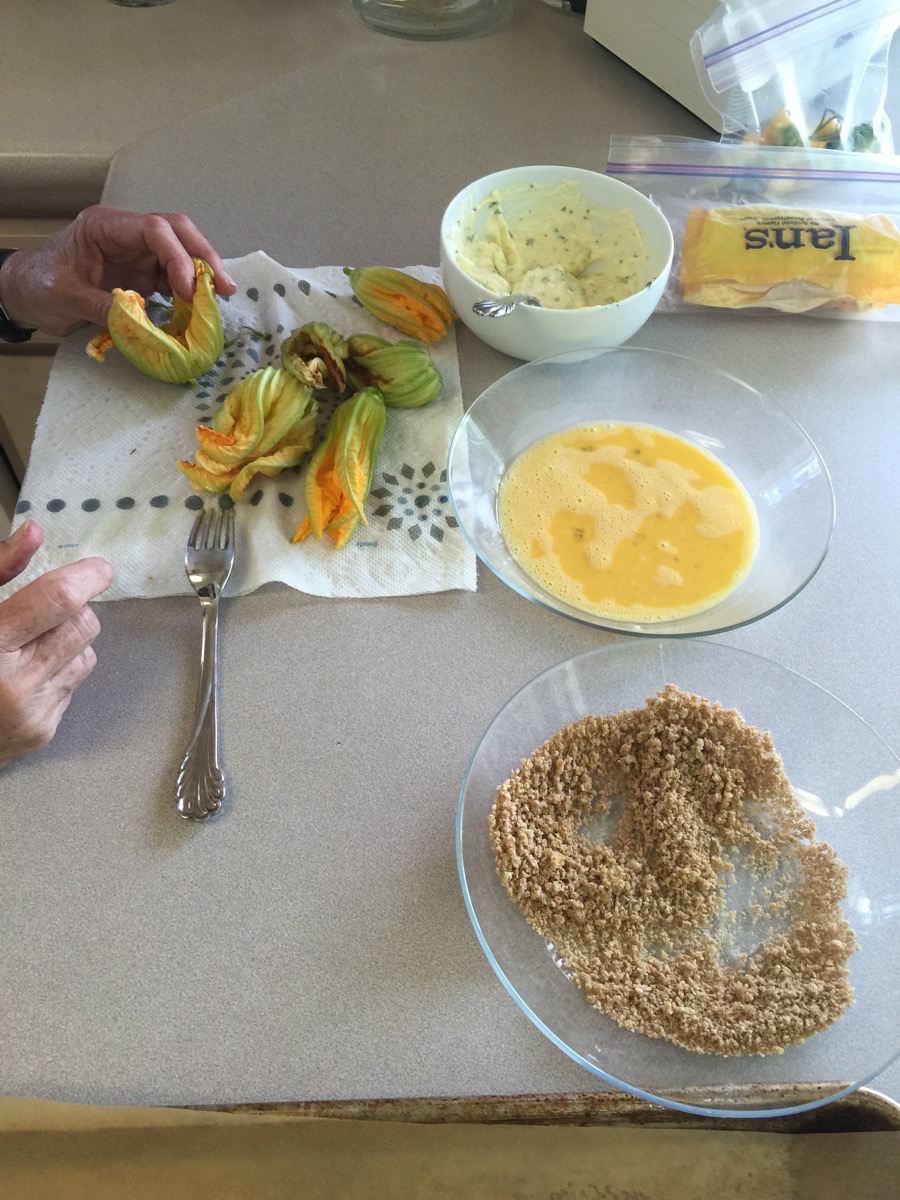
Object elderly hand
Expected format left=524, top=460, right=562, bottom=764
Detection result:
left=0, top=521, right=113, bottom=768
left=0, top=204, right=237, bottom=337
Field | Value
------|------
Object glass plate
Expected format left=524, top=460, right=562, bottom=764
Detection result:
left=456, top=638, right=900, bottom=1118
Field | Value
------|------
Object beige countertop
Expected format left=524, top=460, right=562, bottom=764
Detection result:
left=4, top=0, right=371, bottom=214
left=3, top=0, right=899, bottom=1121
left=7, top=0, right=899, bottom=220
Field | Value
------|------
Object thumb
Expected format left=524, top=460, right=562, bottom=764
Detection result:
left=0, top=520, right=43, bottom=587
left=80, top=284, right=114, bottom=328
left=33, top=281, right=111, bottom=337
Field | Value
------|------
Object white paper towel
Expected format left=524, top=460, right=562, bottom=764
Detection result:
left=2, top=252, right=476, bottom=603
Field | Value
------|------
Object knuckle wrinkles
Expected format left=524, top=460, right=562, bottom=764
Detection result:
left=65, top=647, right=97, bottom=691
left=71, top=604, right=101, bottom=644
left=44, top=575, right=83, bottom=616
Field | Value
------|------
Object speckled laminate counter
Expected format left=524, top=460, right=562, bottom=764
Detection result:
left=4, top=0, right=372, bottom=213
left=3, top=0, right=899, bottom=1116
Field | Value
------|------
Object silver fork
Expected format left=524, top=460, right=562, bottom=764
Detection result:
left=175, top=505, right=236, bottom=821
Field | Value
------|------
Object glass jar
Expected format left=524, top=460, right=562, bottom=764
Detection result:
left=348, top=0, right=507, bottom=40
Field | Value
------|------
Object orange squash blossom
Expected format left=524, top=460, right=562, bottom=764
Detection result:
left=293, top=386, right=387, bottom=550
left=344, top=266, right=455, bottom=344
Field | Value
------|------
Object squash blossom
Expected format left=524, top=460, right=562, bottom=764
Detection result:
left=851, top=121, right=881, bottom=153
left=86, top=258, right=225, bottom=385
left=292, top=385, right=386, bottom=550
left=177, top=365, right=317, bottom=502
left=281, top=321, right=349, bottom=391
left=759, top=108, right=805, bottom=147
left=809, top=108, right=843, bottom=151
left=345, top=333, right=442, bottom=409
left=344, top=266, right=455, bottom=344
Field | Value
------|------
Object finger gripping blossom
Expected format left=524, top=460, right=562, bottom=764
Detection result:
left=86, top=257, right=225, bottom=385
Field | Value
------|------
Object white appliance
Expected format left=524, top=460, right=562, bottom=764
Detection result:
left=583, top=0, right=723, bottom=131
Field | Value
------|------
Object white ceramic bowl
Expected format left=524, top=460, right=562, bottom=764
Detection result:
left=439, top=164, right=674, bottom=361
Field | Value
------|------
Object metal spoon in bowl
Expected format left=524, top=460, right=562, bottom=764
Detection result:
left=472, top=293, right=543, bottom=318
left=472, top=259, right=615, bottom=318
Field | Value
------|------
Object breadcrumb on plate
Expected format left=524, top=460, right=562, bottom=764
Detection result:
left=489, top=685, right=856, bottom=1056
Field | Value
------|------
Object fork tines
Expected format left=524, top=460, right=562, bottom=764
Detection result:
left=189, top=505, right=235, bottom=551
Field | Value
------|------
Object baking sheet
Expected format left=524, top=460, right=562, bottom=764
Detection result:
left=1, top=1090, right=898, bottom=1199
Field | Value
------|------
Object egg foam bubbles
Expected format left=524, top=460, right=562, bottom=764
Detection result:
left=498, top=422, right=759, bottom=623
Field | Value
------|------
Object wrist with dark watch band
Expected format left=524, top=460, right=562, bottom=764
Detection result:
left=0, top=249, right=35, bottom=343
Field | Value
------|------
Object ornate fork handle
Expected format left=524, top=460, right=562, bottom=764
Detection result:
left=176, top=598, right=226, bottom=820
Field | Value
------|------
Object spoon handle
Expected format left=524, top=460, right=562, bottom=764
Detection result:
left=472, top=293, right=542, bottom=318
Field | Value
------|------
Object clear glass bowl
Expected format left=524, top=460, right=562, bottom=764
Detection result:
left=447, top=347, right=834, bottom=637
left=457, top=638, right=900, bottom=1117
left=348, top=0, right=507, bottom=39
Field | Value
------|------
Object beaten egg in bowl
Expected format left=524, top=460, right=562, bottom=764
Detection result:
left=498, top=421, right=760, bottom=624
left=446, top=346, right=835, bottom=637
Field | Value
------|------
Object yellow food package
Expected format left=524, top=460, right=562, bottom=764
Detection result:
left=680, top=206, right=900, bottom=312
left=607, top=136, right=900, bottom=321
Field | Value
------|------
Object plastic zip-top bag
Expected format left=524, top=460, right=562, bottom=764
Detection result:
left=606, top=135, right=900, bottom=318
left=691, top=0, right=900, bottom=154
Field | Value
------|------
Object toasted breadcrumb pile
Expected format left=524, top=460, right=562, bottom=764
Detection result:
left=490, top=685, right=856, bottom=1056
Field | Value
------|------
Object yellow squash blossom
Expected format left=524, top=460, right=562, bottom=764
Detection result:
left=344, top=266, right=455, bottom=343
left=178, top=365, right=317, bottom=502
left=87, top=257, right=224, bottom=384
left=345, top=334, right=442, bottom=409
left=292, top=386, right=387, bottom=550
left=281, top=322, right=349, bottom=391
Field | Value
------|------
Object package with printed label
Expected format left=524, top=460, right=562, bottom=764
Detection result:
left=607, top=136, right=900, bottom=318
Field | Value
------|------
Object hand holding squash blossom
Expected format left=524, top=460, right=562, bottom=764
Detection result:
left=0, top=203, right=233, bottom=770
left=0, top=204, right=235, bottom=338
left=86, top=257, right=225, bottom=385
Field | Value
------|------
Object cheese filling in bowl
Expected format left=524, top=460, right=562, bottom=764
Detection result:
left=439, top=166, right=674, bottom=361
left=454, top=181, right=653, bottom=309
